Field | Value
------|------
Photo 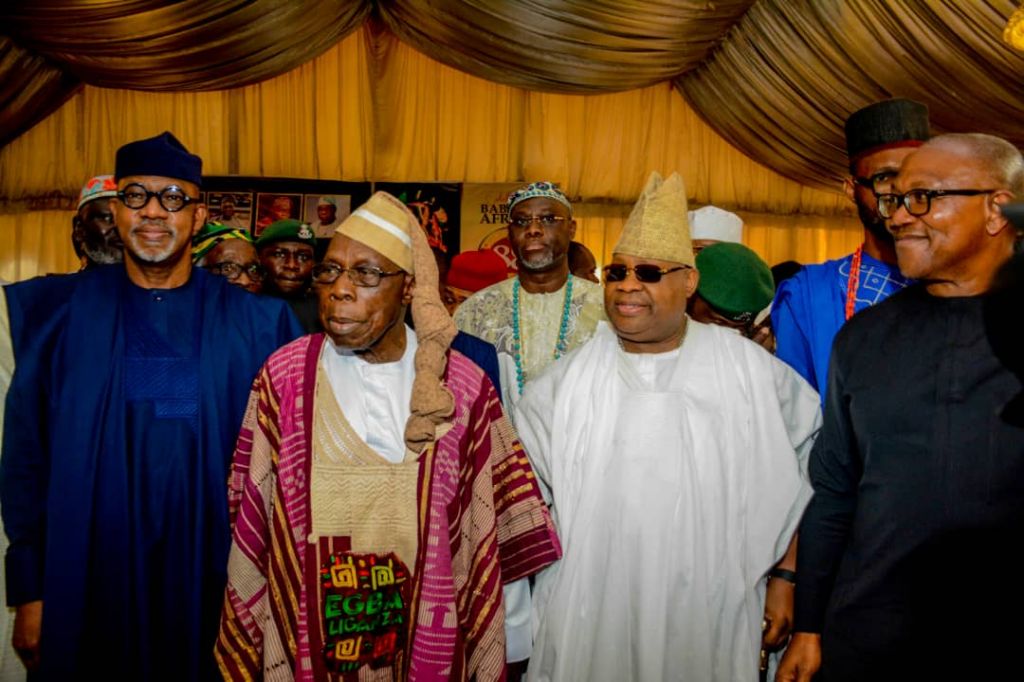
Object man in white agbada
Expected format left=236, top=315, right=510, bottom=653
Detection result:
left=515, top=172, right=822, bottom=681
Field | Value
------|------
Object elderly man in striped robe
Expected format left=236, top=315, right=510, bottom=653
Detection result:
left=216, top=191, right=561, bottom=681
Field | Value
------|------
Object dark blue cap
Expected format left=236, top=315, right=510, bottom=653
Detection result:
left=115, top=131, right=203, bottom=187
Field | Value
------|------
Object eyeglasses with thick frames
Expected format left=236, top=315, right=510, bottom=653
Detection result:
left=603, top=263, right=690, bottom=284
left=204, top=261, right=266, bottom=281
left=508, top=215, right=568, bottom=229
left=117, top=183, right=196, bottom=212
left=876, top=188, right=997, bottom=219
left=311, top=263, right=404, bottom=288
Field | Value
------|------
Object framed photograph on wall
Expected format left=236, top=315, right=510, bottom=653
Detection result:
left=253, top=193, right=302, bottom=236
left=303, top=194, right=352, bottom=238
left=207, top=191, right=253, bottom=231
left=202, top=177, right=373, bottom=258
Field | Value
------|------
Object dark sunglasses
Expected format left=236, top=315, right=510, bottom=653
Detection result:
left=603, top=263, right=689, bottom=283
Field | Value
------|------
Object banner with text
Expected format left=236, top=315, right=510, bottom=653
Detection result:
left=459, top=183, right=522, bottom=273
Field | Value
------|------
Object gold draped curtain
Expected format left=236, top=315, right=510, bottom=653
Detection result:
left=379, top=0, right=754, bottom=92
left=3, top=1, right=1022, bottom=190
left=0, top=25, right=861, bottom=282
left=0, top=0, right=370, bottom=145
left=18, top=1, right=1021, bottom=277
left=678, top=0, right=1024, bottom=187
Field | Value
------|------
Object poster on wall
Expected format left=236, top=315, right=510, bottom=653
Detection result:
left=375, top=182, right=461, bottom=257
left=202, top=177, right=372, bottom=255
left=459, top=183, right=523, bottom=273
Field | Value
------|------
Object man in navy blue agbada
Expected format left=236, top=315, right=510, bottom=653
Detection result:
left=0, top=132, right=302, bottom=680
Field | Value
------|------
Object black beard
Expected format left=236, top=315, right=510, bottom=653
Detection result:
left=856, top=198, right=894, bottom=245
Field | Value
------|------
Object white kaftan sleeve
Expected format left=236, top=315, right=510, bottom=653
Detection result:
left=504, top=579, right=531, bottom=663
left=771, top=355, right=823, bottom=477
left=510, top=376, right=556, bottom=507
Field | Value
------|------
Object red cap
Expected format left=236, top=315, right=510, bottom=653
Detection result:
left=448, top=249, right=509, bottom=292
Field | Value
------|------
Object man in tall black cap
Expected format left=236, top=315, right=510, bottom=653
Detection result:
left=0, top=131, right=303, bottom=680
left=772, top=99, right=930, bottom=404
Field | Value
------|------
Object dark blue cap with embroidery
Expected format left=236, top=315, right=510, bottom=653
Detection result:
left=115, top=131, right=203, bottom=187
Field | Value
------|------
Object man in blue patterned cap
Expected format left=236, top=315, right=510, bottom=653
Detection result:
left=454, top=181, right=603, bottom=673
left=455, top=181, right=604, bottom=408
left=0, top=131, right=303, bottom=680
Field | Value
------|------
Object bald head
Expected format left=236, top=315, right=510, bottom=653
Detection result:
left=888, top=132, right=1019, bottom=296
left=919, top=133, right=1024, bottom=196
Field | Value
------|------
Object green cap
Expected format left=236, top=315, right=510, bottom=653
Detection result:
left=256, top=219, right=316, bottom=248
left=695, top=242, right=774, bottom=322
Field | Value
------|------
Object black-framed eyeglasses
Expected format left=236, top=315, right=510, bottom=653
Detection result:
left=508, top=215, right=568, bottom=229
left=311, top=263, right=404, bottom=287
left=876, top=188, right=997, bottom=219
left=853, top=170, right=898, bottom=193
left=117, top=183, right=197, bottom=212
left=204, top=261, right=266, bottom=281
left=603, top=263, right=689, bottom=284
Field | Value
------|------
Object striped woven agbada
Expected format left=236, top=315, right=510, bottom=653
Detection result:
left=216, top=333, right=561, bottom=681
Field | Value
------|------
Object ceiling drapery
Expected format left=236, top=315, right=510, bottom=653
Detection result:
left=677, top=0, right=1024, bottom=187
left=0, top=36, right=79, bottom=149
left=0, top=0, right=369, bottom=145
left=1, top=1, right=369, bottom=90
left=378, top=0, right=754, bottom=92
left=1, top=0, right=1023, bottom=190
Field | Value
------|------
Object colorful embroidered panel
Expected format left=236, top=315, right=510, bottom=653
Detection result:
left=319, top=552, right=411, bottom=674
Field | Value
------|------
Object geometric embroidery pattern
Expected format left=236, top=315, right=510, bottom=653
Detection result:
left=837, top=255, right=912, bottom=311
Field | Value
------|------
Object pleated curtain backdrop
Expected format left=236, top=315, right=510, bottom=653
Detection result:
left=0, top=22, right=866, bottom=281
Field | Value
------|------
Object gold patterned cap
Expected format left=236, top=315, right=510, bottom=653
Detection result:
left=614, top=171, right=694, bottom=267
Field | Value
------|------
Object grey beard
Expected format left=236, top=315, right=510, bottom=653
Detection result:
left=83, top=245, right=123, bottom=265
left=128, top=222, right=179, bottom=263
left=517, top=251, right=556, bottom=271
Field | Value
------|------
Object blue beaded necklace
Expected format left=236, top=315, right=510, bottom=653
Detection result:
left=512, top=274, right=574, bottom=396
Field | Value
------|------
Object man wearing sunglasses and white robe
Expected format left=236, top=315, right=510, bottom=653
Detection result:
left=514, top=171, right=822, bottom=682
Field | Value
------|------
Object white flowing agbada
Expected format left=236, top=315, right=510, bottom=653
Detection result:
left=515, top=320, right=821, bottom=682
